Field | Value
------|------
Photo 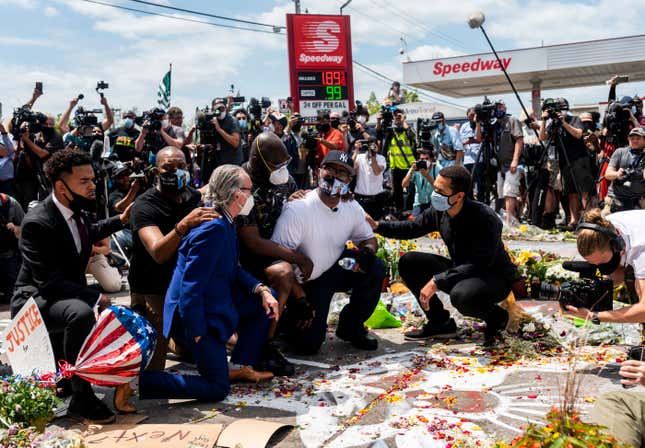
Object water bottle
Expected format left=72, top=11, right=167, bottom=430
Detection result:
left=338, top=257, right=356, bottom=271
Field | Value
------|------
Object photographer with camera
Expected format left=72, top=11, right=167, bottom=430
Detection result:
left=539, top=98, right=594, bottom=230
left=352, top=138, right=387, bottom=220
left=562, top=208, right=645, bottom=323
left=377, top=108, right=416, bottom=212
left=402, top=148, right=440, bottom=216
left=459, top=107, right=483, bottom=198
left=431, top=112, right=464, bottom=169
left=233, top=108, right=251, bottom=162
left=316, top=112, right=345, bottom=160
left=0, top=123, right=16, bottom=195
left=604, top=128, right=645, bottom=213
left=60, top=94, right=114, bottom=152
left=135, top=108, right=183, bottom=157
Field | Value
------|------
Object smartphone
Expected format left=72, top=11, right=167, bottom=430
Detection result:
left=35, top=82, right=43, bottom=93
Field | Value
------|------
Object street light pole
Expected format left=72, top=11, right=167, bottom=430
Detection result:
left=294, top=0, right=301, bottom=14
left=340, top=0, right=353, bottom=15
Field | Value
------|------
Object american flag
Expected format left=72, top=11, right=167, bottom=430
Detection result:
left=59, top=306, right=156, bottom=386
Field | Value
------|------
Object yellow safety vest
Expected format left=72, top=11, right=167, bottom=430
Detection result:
left=388, top=133, right=415, bottom=170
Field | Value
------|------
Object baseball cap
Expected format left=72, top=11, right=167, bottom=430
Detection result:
left=112, top=162, right=131, bottom=178
left=321, top=150, right=355, bottom=175
left=431, top=112, right=445, bottom=121
left=580, top=112, right=593, bottom=122
left=629, top=127, right=645, bottom=137
left=269, top=112, right=288, bottom=127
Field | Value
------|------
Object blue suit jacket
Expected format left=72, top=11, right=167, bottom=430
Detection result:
left=163, top=216, right=259, bottom=342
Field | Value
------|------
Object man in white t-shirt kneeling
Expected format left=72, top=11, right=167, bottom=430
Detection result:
left=352, top=138, right=387, bottom=220
left=272, top=150, right=385, bottom=354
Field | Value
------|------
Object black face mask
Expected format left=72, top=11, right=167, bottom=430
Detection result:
left=159, top=170, right=190, bottom=194
left=291, top=123, right=302, bottom=133
left=597, top=250, right=622, bottom=275
left=330, top=118, right=340, bottom=129
left=318, top=123, right=330, bottom=133
left=61, top=179, right=96, bottom=214
left=582, top=122, right=595, bottom=133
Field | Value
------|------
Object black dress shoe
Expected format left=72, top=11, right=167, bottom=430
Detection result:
left=67, top=392, right=116, bottom=425
left=336, top=326, right=378, bottom=351
left=404, top=319, right=457, bottom=341
left=483, top=312, right=509, bottom=347
left=256, top=341, right=295, bottom=377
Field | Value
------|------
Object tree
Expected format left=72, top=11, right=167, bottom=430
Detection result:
left=365, top=91, right=381, bottom=116
left=402, top=88, right=420, bottom=104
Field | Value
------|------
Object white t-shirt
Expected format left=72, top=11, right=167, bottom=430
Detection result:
left=607, top=210, right=645, bottom=279
left=271, top=190, right=375, bottom=280
left=354, top=153, right=386, bottom=196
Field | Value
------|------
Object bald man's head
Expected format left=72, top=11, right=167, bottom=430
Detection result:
left=249, top=132, right=290, bottom=181
left=156, top=146, right=187, bottom=175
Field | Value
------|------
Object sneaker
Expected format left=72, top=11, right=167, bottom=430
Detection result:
left=404, top=319, right=457, bottom=341
left=256, top=341, right=295, bottom=377
left=67, top=392, right=116, bottom=425
left=336, top=325, right=378, bottom=351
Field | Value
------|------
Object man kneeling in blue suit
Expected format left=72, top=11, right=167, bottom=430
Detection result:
left=138, top=165, right=279, bottom=401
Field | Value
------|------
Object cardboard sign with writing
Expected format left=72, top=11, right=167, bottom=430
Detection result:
left=84, top=424, right=223, bottom=448
left=217, top=419, right=292, bottom=448
left=0, top=298, right=55, bottom=376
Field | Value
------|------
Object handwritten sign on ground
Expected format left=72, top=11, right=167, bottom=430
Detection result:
left=217, top=419, right=292, bottom=448
left=84, top=424, right=223, bottom=448
left=0, top=298, right=55, bottom=376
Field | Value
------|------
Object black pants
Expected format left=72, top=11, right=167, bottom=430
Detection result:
left=0, top=254, right=20, bottom=303
left=391, top=168, right=408, bottom=212
left=285, top=254, right=385, bottom=354
left=398, top=252, right=510, bottom=329
left=44, top=299, right=96, bottom=394
left=355, top=193, right=386, bottom=220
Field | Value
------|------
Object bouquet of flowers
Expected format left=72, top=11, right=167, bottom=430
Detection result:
left=0, top=376, right=61, bottom=432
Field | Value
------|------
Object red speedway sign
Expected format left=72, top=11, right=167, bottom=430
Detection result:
left=433, top=57, right=511, bottom=77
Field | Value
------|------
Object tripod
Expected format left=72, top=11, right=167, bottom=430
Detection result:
left=97, top=159, right=131, bottom=268
left=473, top=123, right=498, bottom=206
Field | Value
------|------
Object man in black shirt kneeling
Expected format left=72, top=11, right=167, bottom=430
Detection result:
left=367, top=166, right=517, bottom=345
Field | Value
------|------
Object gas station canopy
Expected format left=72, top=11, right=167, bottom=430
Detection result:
left=403, top=35, right=645, bottom=98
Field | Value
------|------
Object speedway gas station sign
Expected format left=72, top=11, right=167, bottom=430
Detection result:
left=286, top=14, right=355, bottom=122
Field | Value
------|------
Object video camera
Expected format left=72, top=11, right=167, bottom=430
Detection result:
left=380, top=105, right=395, bottom=128
left=301, top=127, right=319, bottom=151
left=136, top=107, right=166, bottom=132
left=11, top=106, right=47, bottom=135
left=474, top=97, right=498, bottom=124
left=616, top=166, right=645, bottom=189
left=247, top=97, right=272, bottom=122
left=416, top=118, right=435, bottom=151
left=541, top=97, right=569, bottom=121
left=605, top=99, right=633, bottom=146
left=538, top=260, right=613, bottom=311
left=74, top=107, right=100, bottom=129
left=348, top=100, right=367, bottom=130
left=95, top=81, right=109, bottom=98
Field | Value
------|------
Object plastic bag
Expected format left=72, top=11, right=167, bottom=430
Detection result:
left=365, top=300, right=402, bottom=329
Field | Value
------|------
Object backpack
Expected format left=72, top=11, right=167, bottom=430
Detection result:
left=0, top=194, right=18, bottom=253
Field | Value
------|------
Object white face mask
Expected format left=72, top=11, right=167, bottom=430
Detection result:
left=218, top=111, right=227, bottom=120
left=269, top=165, right=289, bottom=185
left=161, top=119, right=169, bottom=128
left=238, top=192, right=254, bottom=216
left=357, top=116, right=367, bottom=124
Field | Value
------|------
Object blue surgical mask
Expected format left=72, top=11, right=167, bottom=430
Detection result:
left=495, top=109, right=506, bottom=119
left=238, top=119, right=247, bottom=130
left=123, top=118, right=134, bottom=129
left=632, top=106, right=638, bottom=115
left=430, top=190, right=452, bottom=211
left=437, top=123, right=445, bottom=132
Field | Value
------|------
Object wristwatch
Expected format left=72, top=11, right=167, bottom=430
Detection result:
left=591, top=311, right=601, bottom=325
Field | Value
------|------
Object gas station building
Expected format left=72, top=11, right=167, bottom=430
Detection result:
left=402, top=34, right=645, bottom=114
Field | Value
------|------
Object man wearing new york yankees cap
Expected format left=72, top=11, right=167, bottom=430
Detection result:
left=272, top=150, right=385, bottom=354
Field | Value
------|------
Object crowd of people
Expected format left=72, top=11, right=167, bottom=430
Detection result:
left=0, top=79, right=644, bottom=447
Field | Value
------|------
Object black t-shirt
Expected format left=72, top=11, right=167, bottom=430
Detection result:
left=128, top=186, right=201, bottom=295
left=203, top=115, right=242, bottom=165
left=546, top=115, right=588, bottom=163
left=109, top=126, right=140, bottom=162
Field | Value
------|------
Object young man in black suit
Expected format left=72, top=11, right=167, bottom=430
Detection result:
left=11, top=149, right=131, bottom=423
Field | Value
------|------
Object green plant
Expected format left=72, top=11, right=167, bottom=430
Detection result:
left=0, top=376, right=61, bottom=432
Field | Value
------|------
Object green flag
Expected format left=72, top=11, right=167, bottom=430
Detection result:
left=157, top=68, right=171, bottom=109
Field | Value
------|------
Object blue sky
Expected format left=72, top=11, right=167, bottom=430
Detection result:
left=1, top=0, right=644, bottom=122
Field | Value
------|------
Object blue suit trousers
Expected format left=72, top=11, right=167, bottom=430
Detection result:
left=139, top=292, right=269, bottom=402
